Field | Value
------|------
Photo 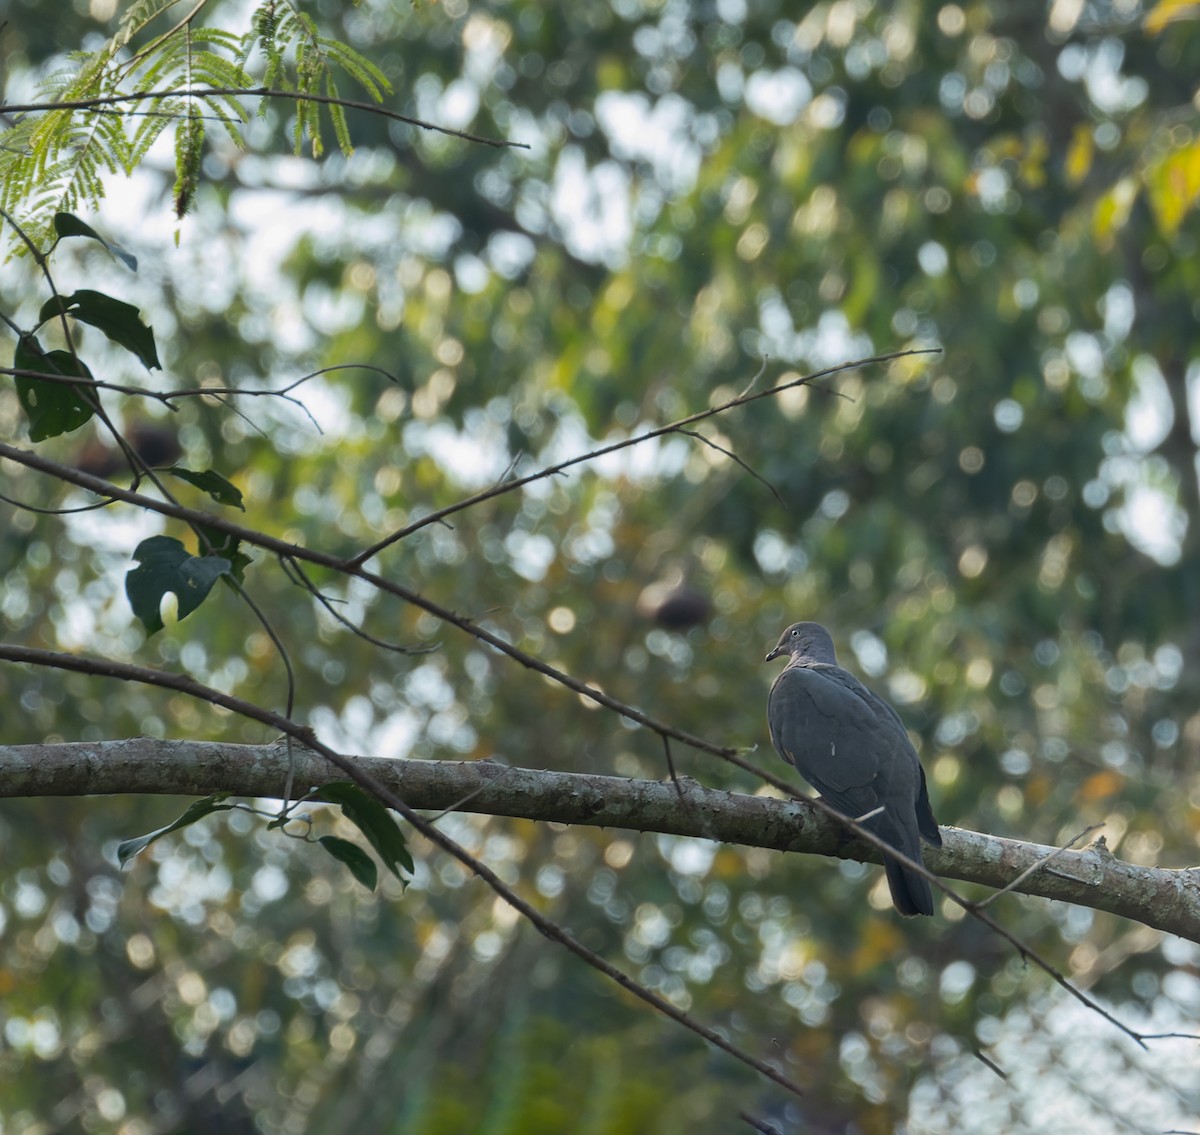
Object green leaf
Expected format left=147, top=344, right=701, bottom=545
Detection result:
left=116, top=795, right=233, bottom=867
left=318, top=835, right=378, bottom=890
left=125, top=535, right=231, bottom=635
left=14, top=336, right=96, bottom=441
left=167, top=466, right=245, bottom=509
left=191, top=522, right=253, bottom=582
left=38, top=290, right=160, bottom=370
left=53, top=212, right=138, bottom=270
left=320, top=781, right=414, bottom=878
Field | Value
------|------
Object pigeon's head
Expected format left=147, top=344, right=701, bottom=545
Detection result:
left=765, top=621, right=838, bottom=665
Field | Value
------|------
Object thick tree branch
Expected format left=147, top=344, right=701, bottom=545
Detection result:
left=3, top=738, right=1198, bottom=945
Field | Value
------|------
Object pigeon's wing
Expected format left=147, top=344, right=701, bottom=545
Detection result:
left=859, top=683, right=910, bottom=735
left=915, top=763, right=942, bottom=847
left=768, top=663, right=936, bottom=916
left=767, top=664, right=891, bottom=818
left=852, top=679, right=943, bottom=847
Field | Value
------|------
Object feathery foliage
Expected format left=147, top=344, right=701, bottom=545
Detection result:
left=0, top=0, right=391, bottom=251
left=248, top=1, right=391, bottom=159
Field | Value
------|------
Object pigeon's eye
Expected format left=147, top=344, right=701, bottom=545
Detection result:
left=791, top=629, right=799, bottom=637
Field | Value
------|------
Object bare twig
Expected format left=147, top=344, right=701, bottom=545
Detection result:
left=280, top=555, right=436, bottom=656
left=974, top=822, right=1104, bottom=909
left=675, top=428, right=785, bottom=507
left=737, top=355, right=769, bottom=399
left=740, top=1112, right=784, bottom=1135
left=0, top=489, right=118, bottom=515
left=343, top=349, right=937, bottom=567
left=973, top=1050, right=1008, bottom=1080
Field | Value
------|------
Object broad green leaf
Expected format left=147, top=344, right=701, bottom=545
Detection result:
left=39, top=289, right=160, bottom=370
left=53, top=212, right=138, bottom=270
left=14, top=336, right=96, bottom=441
left=116, top=795, right=233, bottom=867
left=125, top=535, right=231, bottom=634
left=320, top=781, right=414, bottom=878
left=318, top=835, right=378, bottom=890
left=168, top=466, right=245, bottom=509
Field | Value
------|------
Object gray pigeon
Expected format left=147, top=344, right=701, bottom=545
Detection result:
left=766, top=622, right=942, bottom=916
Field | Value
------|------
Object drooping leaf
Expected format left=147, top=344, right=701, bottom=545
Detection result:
left=116, top=795, right=233, bottom=867
left=125, top=535, right=231, bottom=634
left=318, top=835, right=378, bottom=890
left=320, top=781, right=414, bottom=878
left=168, top=466, right=245, bottom=509
left=14, top=336, right=96, bottom=441
left=39, top=289, right=160, bottom=370
left=53, top=212, right=138, bottom=270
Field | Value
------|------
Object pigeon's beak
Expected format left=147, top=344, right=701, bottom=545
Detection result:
left=765, top=645, right=782, bottom=662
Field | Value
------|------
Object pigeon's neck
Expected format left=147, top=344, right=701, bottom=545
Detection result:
left=789, top=653, right=836, bottom=669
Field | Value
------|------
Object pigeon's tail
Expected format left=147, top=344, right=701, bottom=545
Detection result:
left=883, top=854, right=935, bottom=917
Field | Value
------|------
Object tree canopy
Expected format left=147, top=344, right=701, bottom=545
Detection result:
left=2, top=1, right=1200, bottom=1131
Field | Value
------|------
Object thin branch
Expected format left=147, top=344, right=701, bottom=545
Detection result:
left=973, top=1050, right=1008, bottom=1080
left=0, top=647, right=804, bottom=1098
left=274, top=362, right=400, bottom=394
left=0, top=489, right=119, bottom=515
left=737, top=355, right=769, bottom=399
left=974, top=822, right=1104, bottom=909
left=0, top=438, right=742, bottom=764
left=0, top=364, right=175, bottom=404
left=675, top=428, right=785, bottom=507
left=740, top=1112, right=784, bottom=1135
left=280, top=555, right=436, bottom=656
left=0, top=86, right=530, bottom=150
left=424, top=763, right=516, bottom=826
left=344, top=349, right=938, bottom=567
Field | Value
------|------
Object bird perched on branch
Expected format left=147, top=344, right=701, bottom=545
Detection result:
left=765, top=622, right=942, bottom=916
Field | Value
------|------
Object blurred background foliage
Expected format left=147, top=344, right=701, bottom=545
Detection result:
left=2, top=0, right=1200, bottom=1130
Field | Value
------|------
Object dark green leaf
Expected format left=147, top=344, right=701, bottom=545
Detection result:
left=168, top=466, right=245, bottom=509
left=53, top=212, right=138, bottom=270
left=191, top=522, right=253, bottom=582
left=320, top=781, right=414, bottom=878
left=116, top=795, right=233, bottom=867
left=39, top=289, right=160, bottom=370
left=14, top=336, right=96, bottom=441
left=125, top=535, right=231, bottom=635
left=318, top=835, right=378, bottom=889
